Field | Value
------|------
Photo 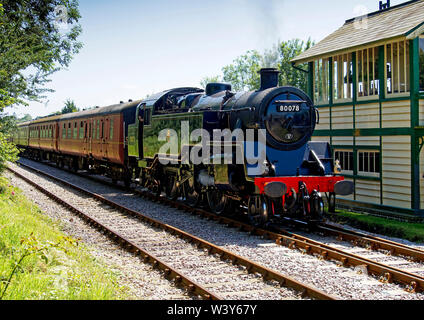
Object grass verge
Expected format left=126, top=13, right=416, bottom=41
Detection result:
left=325, top=209, right=424, bottom=243
left=0, top=175, right=129, bottom=300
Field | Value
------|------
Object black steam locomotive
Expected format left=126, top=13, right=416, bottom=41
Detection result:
left=129, top=68, right=353, bottom=226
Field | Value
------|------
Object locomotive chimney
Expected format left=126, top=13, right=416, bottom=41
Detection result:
left=258, top=68, right=280, bottom=91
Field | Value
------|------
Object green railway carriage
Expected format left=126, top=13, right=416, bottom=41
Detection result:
left=291, top=0, right=424, bottom=217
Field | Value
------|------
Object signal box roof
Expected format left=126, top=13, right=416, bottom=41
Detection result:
left=292, top=0, right=424, bottom=64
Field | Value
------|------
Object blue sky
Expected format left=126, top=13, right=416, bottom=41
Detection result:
left=7, top=0, right=406, bottom=118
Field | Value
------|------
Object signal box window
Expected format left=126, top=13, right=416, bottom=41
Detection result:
left=358, top=151, right=380, bottom=175
left=334, top=150, right=353, bottom=173
left=357, top=47, right=379, bottom=98
left=333, top=53, right=353, bottom=101
left=385, top=40, right=410, bottom=95
left=420, top=37, right=424, bottom=91
left=313, top=58, right=330, bottom=105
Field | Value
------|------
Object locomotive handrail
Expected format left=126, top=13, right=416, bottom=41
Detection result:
left=219, top=107, right=256, bottom=113
left=274, top=100, right=307, bottom=104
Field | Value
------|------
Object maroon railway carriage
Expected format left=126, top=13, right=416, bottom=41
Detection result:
left=15, top=100, right=141, bottom=185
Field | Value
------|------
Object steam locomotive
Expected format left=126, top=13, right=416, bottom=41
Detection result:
left=12, top=68, right=354, bottom=226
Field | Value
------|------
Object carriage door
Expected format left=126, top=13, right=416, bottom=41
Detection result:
left=100, top=118, right=106, bottom=158
left=103, top=118, right=109, bottom=159
left=50, top=125, right=54, bottom=149
left=83, top=121, right=88, bottom=155
left=88, top=119, right=93, bottom=155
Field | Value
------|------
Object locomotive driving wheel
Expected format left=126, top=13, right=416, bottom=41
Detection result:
left=248, top=195, right=269, bottom=227
left=206, top=189, right=228, bottom=215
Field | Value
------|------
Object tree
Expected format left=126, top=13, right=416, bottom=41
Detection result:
left=61, top=99, right=79, bottom=114
left=0, top=0, right=82, bottom=109
left=222, top=50, right=263, bottom=91
left=277, top=38, right=314, bottom=92
left=0, top=1, right=82, bottom=171
left=17, top=114, right=32, bottom=123
left=200, top=75, right=222, bottom=89
left=207, top=39, right=314, bottom=93
left=0, top=112, right=18, bottom=172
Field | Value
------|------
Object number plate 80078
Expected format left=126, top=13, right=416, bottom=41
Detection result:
left=278, top=105, right=300, bottom=112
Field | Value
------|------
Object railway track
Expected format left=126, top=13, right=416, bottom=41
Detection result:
left=316, top=223, right=424, bottom=263
left=12, top=158, right=424, bottom=298
left=7, top=162, right=334, bottom=301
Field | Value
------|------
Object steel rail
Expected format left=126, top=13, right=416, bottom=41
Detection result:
left=317, top=223, right=424, bottom=262
left=10, top=163, right=336, bottom=301
left=271, top=226, right=424, bottom=293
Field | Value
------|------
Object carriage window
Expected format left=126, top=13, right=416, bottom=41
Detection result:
left=313, top=58, right=330, bottom=105
left=63, top=124, right=66, bottom=138
left=385, top=40, right=410, bottom=95
left=333, top=53, right=353, bottom=101
left=101, top=121, right=104, bottom=139
left=420, top=37, right=424, bottom=91
left=68, top=123, right=72, bottom=138
left=109, top=119, right=114, bottom=139
left=96, top=120, right=100, bottom=139
left=357, top=47, right=379, bottom=98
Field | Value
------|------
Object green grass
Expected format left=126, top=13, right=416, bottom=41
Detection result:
left=326, top=209, right=424, bottom=243
left=0, top=175, right=129, bottom=300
